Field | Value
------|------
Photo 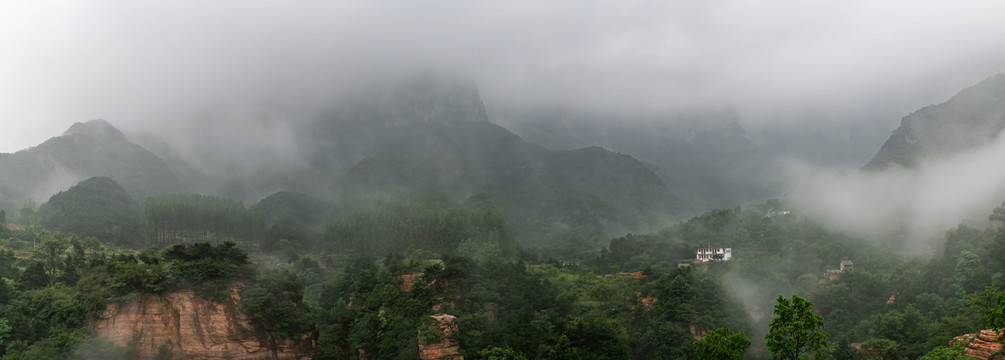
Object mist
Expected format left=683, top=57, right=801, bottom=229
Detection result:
left=3, top=1, right=1005, bottom=155
left=784, top=130, right=1005, bottom=254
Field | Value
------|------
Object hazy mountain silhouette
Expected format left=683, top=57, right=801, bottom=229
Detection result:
left=0, top=119, right=188, bottom=214
left=308, top=76, right=689, bottom=239
left=864, top=73, right=1005, bottom=170
left=502, top=108, right=780, bottom=211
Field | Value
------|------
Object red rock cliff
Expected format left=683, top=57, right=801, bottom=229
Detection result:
left=419, top=314, right=463, bottom=360
left=950, top=329, right=1004, bottom=360
left=91, top=288, right=308, bottom=359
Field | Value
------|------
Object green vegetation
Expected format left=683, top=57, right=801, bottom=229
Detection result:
left=37, top=176, right=142, bottom=247
left=918, top=343, right=967, bottom=360
left=0, top=225, right=261, bottom=359
left=313, top=253, right=740, bottom=360
left=323, top=193, right=515, bottom=258
left=143, top=194, right=263, bottom=247
left=252, top=191, right=329, bottom=251
left=6, top=178, right=1005, bottom=359
left=765, top=295, right=828, bottom=360
left=240, top=269, right=314, bottom=340
left=694, top=327, right=750, bottom=360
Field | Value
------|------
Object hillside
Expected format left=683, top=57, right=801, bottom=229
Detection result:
left=37, top=176, right=142, bottom=246
left=306, top=77, right=690, bottom=242
left=338, top=114, right=686, bottom=244
left=0, top=78, right=691, bottom=247
left=0, top=120, right=189, bottom=214
left=503, top=108, right=779, bottom=211
left=864, top=73, right=1005, bottom=170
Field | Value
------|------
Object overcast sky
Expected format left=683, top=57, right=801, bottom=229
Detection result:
left=2, top=0, right=1005, bottom=153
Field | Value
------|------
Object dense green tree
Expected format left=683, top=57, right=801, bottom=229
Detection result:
left=829, top=335, right=858, bottom=360
left=562, top=314, right=630, bottom=360
left=251, top=191, right=329, bottom=251
left=143, top=194, right=263, bottom=247
left=983, top=288, right=1005, bottom=334
left=765, top=294, right=829, bottom=360
left=479, top=346, right=529, bottom=360
left=18, top=261, right=50, bottom=289
left=161, top=241, right=253, bottom=300
left=694, top=327, right=750, bottom=360
left=917, top=344, right=967, bottom=360
left=17, top=199, right=39, bottom=227
left=240, top=269, right=314, bottom=340
left=868, top=305, right=931, bottom=358
left=952, top=250, right=980, bottom=297
left=37, top=177, right=142, bottom=246
left=323, top=194, right=514, bottom=257
left=0, top=249, right=18, bottom=280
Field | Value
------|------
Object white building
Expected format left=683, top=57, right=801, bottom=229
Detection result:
left=696, top=247, right=732, bottom=262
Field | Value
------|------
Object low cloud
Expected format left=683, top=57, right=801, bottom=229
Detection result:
left=785, top=132, right=1005, bottom=253
left=2, top=1, right=1005, bottom=154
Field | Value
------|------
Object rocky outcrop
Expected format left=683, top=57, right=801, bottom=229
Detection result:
left=401, top=273, right=426, bottom=292
left=419, top=314, right=463, bottom=360
left=91, top=288, right=308, bottom=359
left=950, top=329, right=1004, bottom=360
left=601, top=271, right=644, bottom=279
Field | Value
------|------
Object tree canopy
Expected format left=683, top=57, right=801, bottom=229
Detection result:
left=37, top=176, right=141, bottom=246
left=766, top=294, right=829, bottom=360
left=694, top=327, right=750, bottom=360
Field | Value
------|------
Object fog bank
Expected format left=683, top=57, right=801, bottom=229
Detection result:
left=786, top=133, right=1005, bottom=253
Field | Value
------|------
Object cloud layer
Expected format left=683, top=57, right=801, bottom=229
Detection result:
left=2, top=1, right=1005, bottom=153
left=786, top=131, right=1005, bottom=252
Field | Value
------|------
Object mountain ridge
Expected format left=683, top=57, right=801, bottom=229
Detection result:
left=0, top=119, right=188, bottom=214
left=864, top=73, right=1005, bottom=170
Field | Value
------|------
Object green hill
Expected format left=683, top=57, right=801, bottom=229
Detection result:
left=37, top=176, right=142, bottom=246
left=251, top=191, right=329, bottom=250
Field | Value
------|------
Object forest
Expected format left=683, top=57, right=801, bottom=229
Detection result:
left=1, top=176, right=1005, bottom=359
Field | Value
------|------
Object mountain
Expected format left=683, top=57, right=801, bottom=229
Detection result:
left=864, top=73, right=1005, bottom=170
left=340, top=120, right=686, bottom=240
left=500, top=108, right=780, bottom=211
left=0, top=119, right=189, bottom=214
left=305, top=76, right=688, bottom=241
left=0, top=76, right=702, bottom=243
left=303, top=74, right=491, bottom=183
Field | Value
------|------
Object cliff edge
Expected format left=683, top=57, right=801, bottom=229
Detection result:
left=91, top=288, right=309, bottom=359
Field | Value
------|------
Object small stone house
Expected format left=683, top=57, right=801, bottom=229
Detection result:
left=840, top=260, right=853, bottom=271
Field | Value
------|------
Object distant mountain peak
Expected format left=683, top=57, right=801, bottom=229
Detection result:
left=324, top=74, right=490, bottom=126
left=387, top=73, right=489, bottom=123
left=63, top=119, right=129, bottom=143
left=863, top=73, right=1005, bottom=170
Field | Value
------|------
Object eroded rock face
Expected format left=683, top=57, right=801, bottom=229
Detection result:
left=92, top=288, right=308, bottom=359
left=419, top=314, right=463, bottom=360
left=401, top=273, right=426, bottom=292
left=950, top=329, right=1004, bottom=360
